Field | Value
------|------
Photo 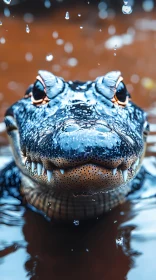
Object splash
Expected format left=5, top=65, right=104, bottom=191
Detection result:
left=3, top=0, right=11, bottom=4
left=122, top=1, right=133, bottom=14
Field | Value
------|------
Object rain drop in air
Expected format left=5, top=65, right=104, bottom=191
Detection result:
left=46, top=53, right=54, bottom=61
left=65, top=11, right=70, bottom=20
left=26, top=24, right=30, bottom=33
left=73, top=220, right=79, bottom=226
left=122, top=4, right=133, bottom=14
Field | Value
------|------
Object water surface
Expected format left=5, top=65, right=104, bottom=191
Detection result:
left=0, top=1, right=156, bottom=279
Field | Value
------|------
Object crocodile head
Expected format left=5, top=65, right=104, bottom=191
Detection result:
left=5, top=70, right=149, bottom=220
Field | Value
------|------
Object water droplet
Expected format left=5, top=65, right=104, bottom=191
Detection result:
left=108, top=25, right=116, bottom=35
left=98, top=1, right=107, bottom=10
left=46, top=53, right=53, bottom=61
left=78, top=13, right=81, bottom=17
left=114, top=220, right=117, bottom=223
left=130, top=74, right=140, bottom=84
left=64, top=42, right=73, bottom=53
left=56, top=38, right=64, bottom=45
left=4, top=7, right=10, bottom=17
left=114, top=44, right=117, bottom=50
left=0, top=61, right=8, bottom=70
left=52, top=64, right=61, bottom=72
left=44, top=0, right=51, bottom=8
left=71, top=249, right=74, bottom=251
left=80, top=26, right=83, bottom=29
left=52, top=31, right=58, bottom=39
left=0, top=21, right=2, bottom=26
left=98, top=10, right=108, bottom=19
left=122, top=5, right=133, bottom=14
left=0, top=37, right=6, bottom=44
left=8, top=81, right=18, bottom=90
left=116, top=237, right=123, bottom=246
left=26, top=24, right=30, bottom=33
left=73, top=220, right=79, bottom=226
left=3, top=0, right=11, bottom=4
left=142, top=0, right=154, bottom=12
left=99, top=28, right=102, bottom=32
left=23, top=13, right=34, bottom=23
left=25, top=52, right=33, bottom=62
left=65, top=11, right=70, bottom=20
left=86, top=248, right=89, bottom=252
left=67, top=57, right=78, bottom=67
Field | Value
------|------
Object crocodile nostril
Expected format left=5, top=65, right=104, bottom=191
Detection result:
left=95, top=125, right=111, bottom=133
left=64, top=124, right=80, bottom=132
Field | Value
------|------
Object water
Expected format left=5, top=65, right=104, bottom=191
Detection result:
left=26, top=24, right=30, bottom=33
left=73, top=220, right=79, bottom=226
left=3, top=0, right=12, bottom=4
left=65, top=11, right=70, bottom=20
left=45, top=53, right=54, bottom=62
left=0, top=1, right=156, bottom=279
left=122, top=5, right=133, bottom=14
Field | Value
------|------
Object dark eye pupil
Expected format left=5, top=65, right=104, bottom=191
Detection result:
left=116, top=82, right=127, bottom=102
left=33, top=80, right=45, bottom=100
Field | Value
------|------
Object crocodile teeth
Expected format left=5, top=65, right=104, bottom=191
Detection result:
left=112, top=168, right=117, bottom=175
left=122, top=170, right=128, bottom=182
left=136, top=158, right=139, bottom=166
left=60, top=169, right=65, bottom=175
left=31, top=162, right=36, bottom=172
left=37, top=163, right=42, bottom=176
left=47, top=170, right=53, bottom=182
left=132, top=158, right=139, bottom=170
left=42, top=166, right=45, bottom=175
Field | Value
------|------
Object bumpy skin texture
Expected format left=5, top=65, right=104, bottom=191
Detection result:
left=4, top=70, right=148, bottom=220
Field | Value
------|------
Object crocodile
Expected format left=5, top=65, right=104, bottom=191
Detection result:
left=2, top=70, right=149, bottom=221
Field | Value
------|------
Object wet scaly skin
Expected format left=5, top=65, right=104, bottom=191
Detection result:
left=4, top=70, right=149, bottom=220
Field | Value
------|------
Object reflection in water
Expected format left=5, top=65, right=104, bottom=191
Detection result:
left=0, top=1, right=156, bottom=279
left=0, top=190, right=134, bottom=280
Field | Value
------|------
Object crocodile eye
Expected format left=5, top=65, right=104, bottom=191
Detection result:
left=115, top=82, right=127, bottom=103
left=38, top=70, right=65, bottom=99
left=33, top=80, right=46, bottom=101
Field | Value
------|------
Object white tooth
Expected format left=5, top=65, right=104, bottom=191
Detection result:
left=122, top=170, right=128, bottom=182
left=31, top=162, right=36, bottom=172
left=132, top=158, right=139, bottom=170
left=136, top=158, right=139, bottom=166
left=37, top=163, right=42, bottom=176
left=47, top=170, right=53, bottom=182
left=60, top=169, right=65, bottom=175
left=112, top=168, right=117, bottom=175
left=42, top=166, right=45, bottom=175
